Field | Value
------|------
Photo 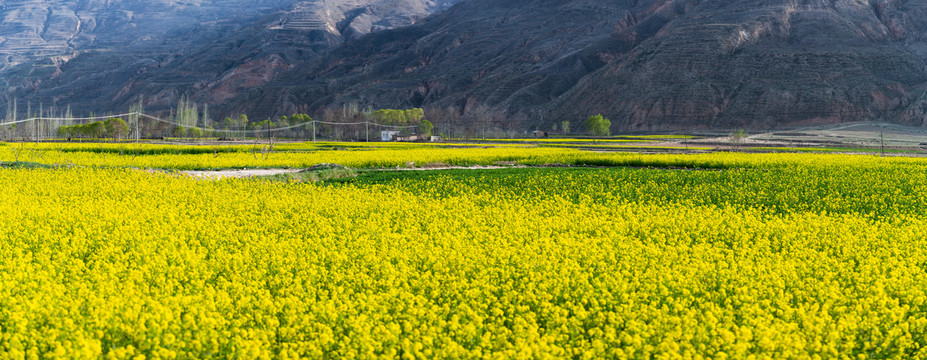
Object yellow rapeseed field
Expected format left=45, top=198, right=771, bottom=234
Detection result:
left=1, top=143, right=927, bottom=358
left=2, top=141, right=923, bottom=170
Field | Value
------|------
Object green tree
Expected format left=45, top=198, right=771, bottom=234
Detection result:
left=420, top=119, right=434, bottom=137
left=72, top=125, right=86, bottom=138
left=236, top=114, right=249, bottom=130
left=561, top=121, right=571, bottom=134
left=373, top=109, right=397, bottom=125
left=221, top=117, right=234, bottom=138
left=730, top=129, right=747, bottom=147
left=252, top=119, right=274, bottom=139
left=585, top=114, right=611, bottom=139
left=373, top=108, right=426, bottom=126
left=84, top=122, right=105, bottom=139
left=57, top=125, right=74, bottom=139
left=393, top=110, right=406, bottom=125
left=173, top=125, right=187, bottom=139
left=289, top=114, right=313, bottom=139
left=189, top=127, right=204, bottom=139
left=290, top=114, right=312, bottom=124
left=104, top=118, right=129, bottom=140
left=407, top=108, right=425, bottom=124
left=373, top=109, right=387, bottom=124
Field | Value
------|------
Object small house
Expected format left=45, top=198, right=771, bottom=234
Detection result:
left=396, top=135, right=421, bottom=142
left=381, top=130, right=400, bottom=141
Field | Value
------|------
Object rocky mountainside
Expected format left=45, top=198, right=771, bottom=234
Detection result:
left=0, top=0, right=458, bottom=115
left=551, top=0, right=927, bottom=131
left=234, top=0, right=927, bottom=131
left=0, top=0, right=294, bottom=71
left=5, top=0, right=927, bottom=131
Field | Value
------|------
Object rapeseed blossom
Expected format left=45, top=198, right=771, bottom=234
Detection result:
left=0, top=146, right=926, bottom=358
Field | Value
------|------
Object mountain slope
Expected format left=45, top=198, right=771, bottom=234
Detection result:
left=0, top=0, right=296, bottom=71
left=238, top=0, right=927, bottom=130
left=6, top=0, right=927, bottom=131
left=0, top=0, right=459, bottom=115
left=232, top=0, right=648, bottom=118
left=0, top=0, right=299, bottom=110
left=551, top=0, right=927, bottom=130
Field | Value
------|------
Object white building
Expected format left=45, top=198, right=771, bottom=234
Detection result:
left=381, top=131, right=400, bottom=141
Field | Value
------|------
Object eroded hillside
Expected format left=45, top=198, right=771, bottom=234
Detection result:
left=4, top=0, right=927, bottom=131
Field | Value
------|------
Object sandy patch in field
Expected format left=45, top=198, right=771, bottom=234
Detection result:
left=181, top=169, right=303, bottom=179
left=182, top=165, right=533, bottom=177
left=178, top=165, right=529, bottom=179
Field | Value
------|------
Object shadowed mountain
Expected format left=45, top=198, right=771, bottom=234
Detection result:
left=232, top=0, right=927, bottom=131
left=5, top=0, right=927, bottom=131
left=0, top=0, right=459, bottom=115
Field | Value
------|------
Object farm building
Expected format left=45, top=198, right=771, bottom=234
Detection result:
left=381, top=131, right=400, bottom=141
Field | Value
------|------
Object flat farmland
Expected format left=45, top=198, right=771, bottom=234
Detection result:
left=2, top=142, right=927, bottom=359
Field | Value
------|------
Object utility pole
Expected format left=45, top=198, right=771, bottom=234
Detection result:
left=135, top=112, right=140, bottom=143
left=365, top=121, right=369, bottom=142
left=312, top=121, right=316, bottom=143
left=880, top=129, right=885, bottom=157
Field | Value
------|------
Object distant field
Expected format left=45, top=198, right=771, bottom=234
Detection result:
left=5, top=140, right=923, bottom=170
left=2, top=142, right=927, bottom=358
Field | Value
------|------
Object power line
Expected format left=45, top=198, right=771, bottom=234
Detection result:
left=0, top=112, right=420, bottom=132
left=0, top=112, right=139, bottom=126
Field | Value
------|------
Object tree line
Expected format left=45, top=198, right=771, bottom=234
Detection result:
left=33, top=95, right=612, bottom=142
left=57, top=118, right=129, bottom=140
left=45, top=111, right=608, bottom=142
